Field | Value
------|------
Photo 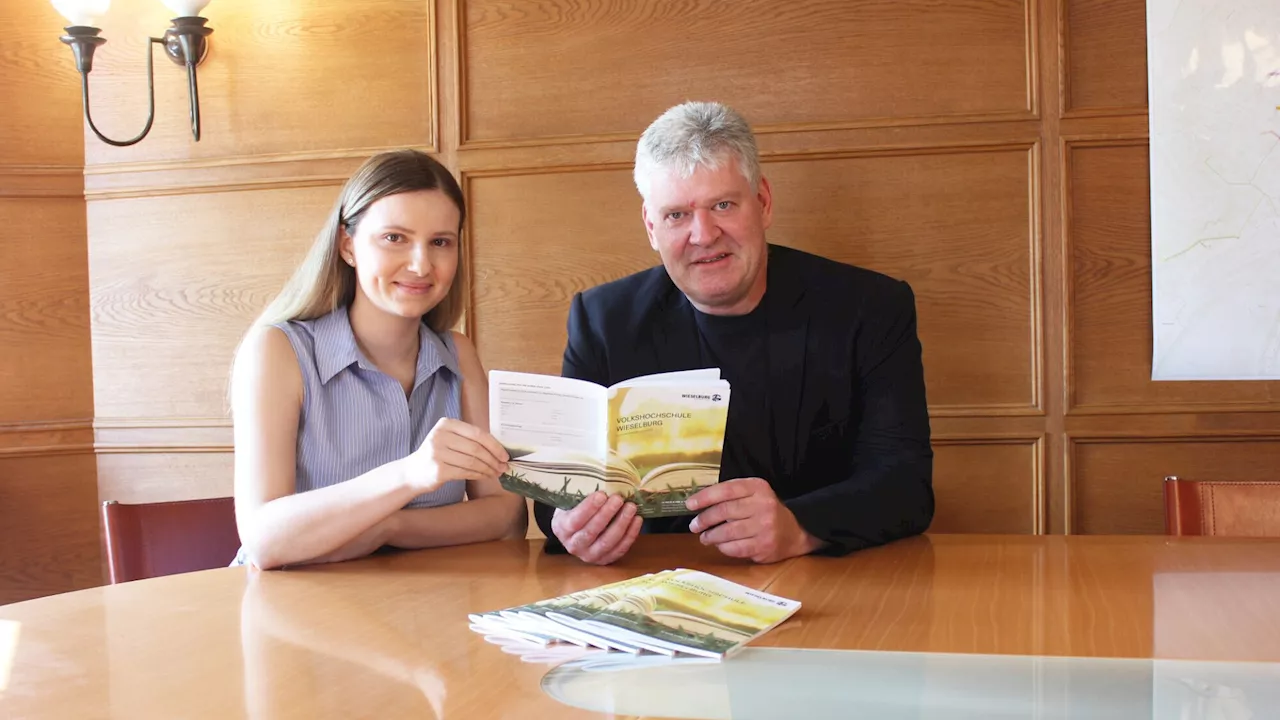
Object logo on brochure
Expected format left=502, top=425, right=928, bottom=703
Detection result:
left=681, top=393, right=725, bottom=402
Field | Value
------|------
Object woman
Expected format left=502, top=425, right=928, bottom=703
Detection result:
left=230, top=150, right=526, bottom=570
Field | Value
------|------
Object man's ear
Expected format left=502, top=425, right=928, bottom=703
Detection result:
left=641, top=202, right=659, bottom=251
left=758, top=175, right=774, bottom=230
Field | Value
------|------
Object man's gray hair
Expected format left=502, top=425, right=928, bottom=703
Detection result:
left=633, top=101, right=761, bottom=200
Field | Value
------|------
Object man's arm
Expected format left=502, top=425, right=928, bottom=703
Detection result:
left=784, top=280, right=934, bottom=556
left=534, top=292, right=611, bottom=547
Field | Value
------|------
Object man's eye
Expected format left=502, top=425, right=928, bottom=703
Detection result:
left=667, top=212, right=685, bottom=221
left=715, top=201, right=732, bottom=210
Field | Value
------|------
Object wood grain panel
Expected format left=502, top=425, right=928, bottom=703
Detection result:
left=1070, top=437, right=1280, bottom=535
left=1067, top=142, right=1280, bottom=412
left=932, top=439, right=1041, bottom=534
left=88, top=185, right=340, bottom=420
left=1062, top=0, right=1148, bottom=115
left=96, top=451, right=233, bottom=505
left=468, top=167, right=654, bottom=375
left=0, top=2, right=85, bottom=167
left=82, top=0, right=435, bottom=167
left=0, top=453, right=101, bottom=605
left=463, top=0, right=1034, bottom=144
left=769, top=147, right=1038, bottom=413
left=0, top=199, right=94, bottom=425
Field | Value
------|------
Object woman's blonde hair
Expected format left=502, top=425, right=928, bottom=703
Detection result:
left=255, top=149, right=468, bottom=332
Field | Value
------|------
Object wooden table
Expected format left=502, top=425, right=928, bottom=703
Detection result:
left=2, top=534, right=1278, bottom=719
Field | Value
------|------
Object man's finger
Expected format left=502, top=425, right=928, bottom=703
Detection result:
left=598, top=515, right=643, bottom=565
left=582, top=502, right=638, bottom=563
left=685, top=477, right=765, bottom=512
left=552, top=493, right=608, bottom=537
left=712, top=538, right=758, bottom=559
left=563, top=495, right=626, bottom=554
left=698, top=517, right=757, bottom=546
left=689, top=497, right=755, bottom=533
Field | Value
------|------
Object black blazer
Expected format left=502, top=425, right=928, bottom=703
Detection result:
left=534, top=244, right=934, bottom=556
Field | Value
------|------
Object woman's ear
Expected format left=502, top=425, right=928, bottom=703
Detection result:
left=339, top=228, right=355, bottom=266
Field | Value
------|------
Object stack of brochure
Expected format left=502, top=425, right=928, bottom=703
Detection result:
left=468, top=569, right=801, bottom=660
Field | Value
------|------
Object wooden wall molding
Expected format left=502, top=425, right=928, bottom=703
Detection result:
left=458, top=112, right=1043, bottom=153
left=93, top=417, right=231, bottom=451
left=79, top=150, right=424, bottom=200
left=457, top=0, right=1039, bottom=148
left=0, top=165, right=84, bottom=199
left=0, top=419, right=94, bottom=457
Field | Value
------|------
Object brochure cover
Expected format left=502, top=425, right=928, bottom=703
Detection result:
left=489, top=369, right=730, bottom=517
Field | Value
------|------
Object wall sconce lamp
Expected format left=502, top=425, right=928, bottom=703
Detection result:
left=51, top=0, right=214, bottom=147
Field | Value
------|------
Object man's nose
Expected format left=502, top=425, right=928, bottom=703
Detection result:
left=688, top=209, right=720, bottom=245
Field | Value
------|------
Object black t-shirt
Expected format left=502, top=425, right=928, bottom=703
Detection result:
left=691, top=296, right=777, bottom=485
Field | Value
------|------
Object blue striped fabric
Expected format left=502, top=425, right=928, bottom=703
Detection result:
left=279, top=304, right=466, bottom=509
left=231, top=305, right=466, bottom=566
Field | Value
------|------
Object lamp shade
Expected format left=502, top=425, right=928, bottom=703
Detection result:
left=51, top=0, right=110, bottom=26
left=160, top=0, right=211, bottom=17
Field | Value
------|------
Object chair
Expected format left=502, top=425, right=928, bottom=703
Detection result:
left=1163, top=476, right=1280, bottom=537
left=101, top=497, right=242, bottom=583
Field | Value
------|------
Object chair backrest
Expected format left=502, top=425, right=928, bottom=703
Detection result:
left=101, top=497, right=241, bottom=583
left=1163, top=476, right=1280, bottom=537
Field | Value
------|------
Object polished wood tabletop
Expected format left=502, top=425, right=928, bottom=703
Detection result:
left=2, top=534, right=1278, bottom=719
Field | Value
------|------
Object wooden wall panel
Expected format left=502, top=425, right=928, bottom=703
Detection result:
left=931, top=440, right=1041, bottom=534
left=1062, top=0, right=1148, bottom=114
left=0, top=453, right=101, bottom=605
left=1070, top=438, right=1280, bottom=534
left=88, top=185, right=339, bottom=421
left=0, top=2, right=99, bottom=604
left=1067, top=142, right=1280, bottom=412
left=463, top=0, right=1034, bottom=144
left=0, top=199, right=94, bottom=424
left=0, top=2, right=85, bottom=167
left=468, top=168, right=659, bottom=375
left=97, top=452, right=234, bottom=505
left=768, top=148, right=1037, bottom=414
left=83, top=0, right=436, bottom=167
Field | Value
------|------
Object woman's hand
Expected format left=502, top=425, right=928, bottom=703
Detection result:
left=402, top=417, right=509, bottom=493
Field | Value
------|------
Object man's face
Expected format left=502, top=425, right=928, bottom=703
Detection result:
left=641, top=158, right=772, bottom=315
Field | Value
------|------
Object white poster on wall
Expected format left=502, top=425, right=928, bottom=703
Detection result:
left=1148, top=0, right=1280, bottom=380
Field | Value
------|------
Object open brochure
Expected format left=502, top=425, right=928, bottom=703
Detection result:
left=488, top=369, right=731, bottom=517
left=468, top=569, right=801, bottom=660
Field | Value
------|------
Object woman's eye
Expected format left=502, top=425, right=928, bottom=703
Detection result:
left=383, top=233, right=404, bottom=243
left=432, top=237, right=452, bottom=247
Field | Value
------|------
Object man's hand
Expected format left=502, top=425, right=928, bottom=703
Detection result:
left=551, top=492, right=642, bottom=565
left=686, top=478, right=824, bottom=563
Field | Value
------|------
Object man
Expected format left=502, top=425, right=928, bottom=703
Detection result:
left=534, top=101, right=934, bottom=565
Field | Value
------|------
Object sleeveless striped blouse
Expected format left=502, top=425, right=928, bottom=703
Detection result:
left=231, top=306, right=465, bottom=566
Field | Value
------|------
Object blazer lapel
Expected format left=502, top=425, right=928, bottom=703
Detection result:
left=766, top=248, right=809, bottom=478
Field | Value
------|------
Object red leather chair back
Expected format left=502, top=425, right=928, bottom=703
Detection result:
left=1163, top=476, right=1280, bottom=537
left=102, top=497, right=241, bottom=583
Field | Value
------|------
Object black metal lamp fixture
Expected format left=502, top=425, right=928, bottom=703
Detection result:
left=52, top=0, right=214, bottom=147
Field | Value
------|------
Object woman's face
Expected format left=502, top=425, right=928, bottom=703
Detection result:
left=341, top=189, right=461, bottom=320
